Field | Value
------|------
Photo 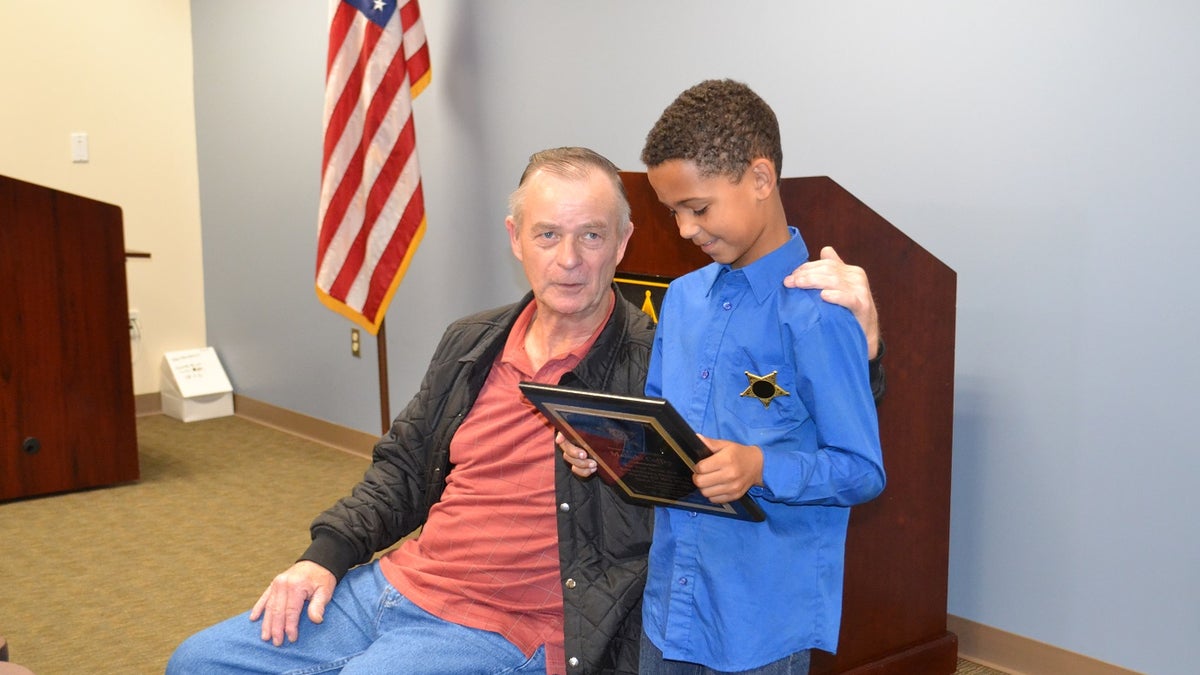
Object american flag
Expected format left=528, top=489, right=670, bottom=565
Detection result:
left=315, top=0, right=431, bottom=335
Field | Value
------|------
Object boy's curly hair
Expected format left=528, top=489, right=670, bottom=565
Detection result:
left=641, top=79, right=783, bottom=181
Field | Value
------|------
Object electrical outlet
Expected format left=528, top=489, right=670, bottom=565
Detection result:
left=351, top=328, right=361, bottom=357
left=71, top=131, right=89, bottom=163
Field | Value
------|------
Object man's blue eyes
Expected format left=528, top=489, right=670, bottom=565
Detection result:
left=537, top=231, right=602, bottom=240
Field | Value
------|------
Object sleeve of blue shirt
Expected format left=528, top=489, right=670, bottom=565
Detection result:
left=755, top=299, right=885, bottom=507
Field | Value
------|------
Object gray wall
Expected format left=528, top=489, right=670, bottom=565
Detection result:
left=191, top=2, right=1200, bottom=673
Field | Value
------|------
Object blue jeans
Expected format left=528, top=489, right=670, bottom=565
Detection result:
left=167, top=563, right=547, bottom=674
left=640, top=630, right=810, bottom=675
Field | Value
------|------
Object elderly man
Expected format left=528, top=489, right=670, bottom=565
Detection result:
left=168, top=147, right=882, bottom=675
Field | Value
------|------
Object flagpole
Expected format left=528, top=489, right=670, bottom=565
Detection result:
left=377, top=317, right=391, bottom=434
left=316, top=1, right=428, bottom=436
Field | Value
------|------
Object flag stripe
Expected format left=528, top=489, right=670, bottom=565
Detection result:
left=324, top=21, right=411, bottom=297
left=398, top=0, right=430, bottom=91
left=319, top=5, right=413, bottom=272
left=316, top=15, right=373, bottom=264
left=326, top=2, right=356, bottom=77
left=332, top=117, right=422, bottom=312
left=327, top=112, right=416, bottom=300
left=363, top=184, right=425, bottom=319
left=316, top=0, right=429, bottom=335
left=316, top=12, right=380, bottom=261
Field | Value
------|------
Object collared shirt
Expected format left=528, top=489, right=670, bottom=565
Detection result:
left=643, top=227, right=885, bottom=670
left=383, top=296, right=612, bottom=675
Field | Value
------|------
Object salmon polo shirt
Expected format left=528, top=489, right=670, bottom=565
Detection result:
left=381, top=297, right=611, bottom=675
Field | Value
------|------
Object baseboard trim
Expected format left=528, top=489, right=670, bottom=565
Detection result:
left=231, top=394, right=377, bottom=459
left=134, top=392, right=162, bottom=417
left=948, top=615, right=1142, bottom=675
left=136, top=391, right=376, bottom=459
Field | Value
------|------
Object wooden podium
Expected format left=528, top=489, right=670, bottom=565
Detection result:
left=0, top=175, right=139, bottom=501
left=616, top=172, right=958, bottom=674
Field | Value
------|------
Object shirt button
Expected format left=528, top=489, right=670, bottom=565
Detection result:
left=700, top=369, right=710, bottom=379
left=679, top=577, right=688, bottom=586
left=565, top=578, right=577, bottom=589
left=568, top=657, right=580, bottom=667
left=559, top=502, right=570, bottom=512
left=688, top=511, right=697, bottom=518
left=722, top=301, right=733, bottom=310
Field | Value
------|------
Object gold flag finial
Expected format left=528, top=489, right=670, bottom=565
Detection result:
left=641, top=290, right=659, bottom=323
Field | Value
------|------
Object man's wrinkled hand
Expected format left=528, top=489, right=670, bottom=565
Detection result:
left=249, top=560, right=337, bottom=646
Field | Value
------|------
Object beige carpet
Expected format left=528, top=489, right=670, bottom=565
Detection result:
left=0, top=415, right=371, bottom=673
left=0, top=414, right=1006, bottom=674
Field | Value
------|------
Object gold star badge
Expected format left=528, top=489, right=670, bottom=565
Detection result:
left=741, top=370, right=790, bottom=409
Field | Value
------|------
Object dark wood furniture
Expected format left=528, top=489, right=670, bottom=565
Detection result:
left=616, top=172, right=958, bottom=674
left=1, top=175, right=139, bottom=501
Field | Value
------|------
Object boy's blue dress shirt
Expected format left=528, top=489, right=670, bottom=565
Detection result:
left=643, top=227, right=885, bottom=670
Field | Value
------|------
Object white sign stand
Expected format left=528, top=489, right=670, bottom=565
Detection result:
left=160, top=347, right=234, bottom=422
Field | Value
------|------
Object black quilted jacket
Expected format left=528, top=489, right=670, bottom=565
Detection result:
left=301, top=287, right=655, bottom=674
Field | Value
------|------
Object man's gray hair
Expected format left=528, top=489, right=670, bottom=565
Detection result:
left=508, top=147, right=632, bottom=234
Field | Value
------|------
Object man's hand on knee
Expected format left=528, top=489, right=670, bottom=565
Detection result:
left=249, top=560, right=337, bottom=646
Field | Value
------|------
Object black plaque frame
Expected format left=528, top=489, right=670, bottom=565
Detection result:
left=520, top=382, right=765, bottom=522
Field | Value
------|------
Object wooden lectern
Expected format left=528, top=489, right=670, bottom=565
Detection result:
left=616, top=172, right=958, bottom=674
left=0, top=175, right=139, bottom=501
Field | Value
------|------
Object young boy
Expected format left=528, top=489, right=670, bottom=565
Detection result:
left=564, top=79, right=885, bottom=674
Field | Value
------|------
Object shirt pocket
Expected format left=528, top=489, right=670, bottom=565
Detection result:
left=718, top=365, right=808, bottom=435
